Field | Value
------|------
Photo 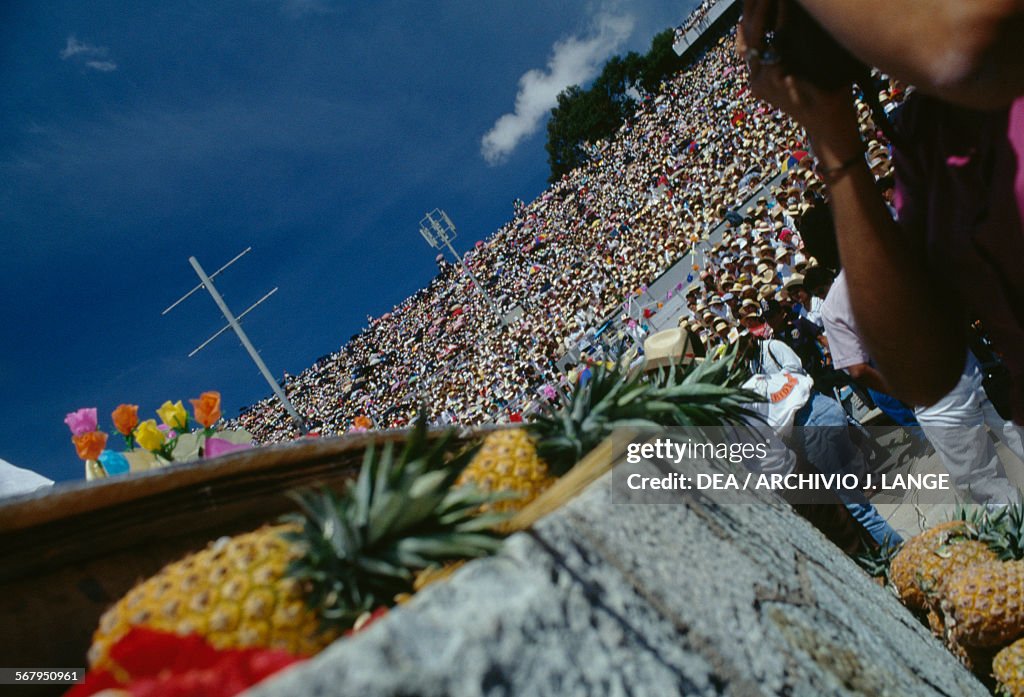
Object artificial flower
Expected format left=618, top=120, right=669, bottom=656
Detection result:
left=203, top=437, right=251, bottom=459
left=64, top=408, right=98, bottom=436
left=99, top=449, right=130, bottom=476
left=134, top=420, right=166, bottom=452
left=66, top=627, right=303, bottom=697
left=156, top=401, right=189, bottom=431
left=72, top=431, right=108, bottom=461
left=111, top=404, right=140, bottom=436
left=190, top=391, right=222, bottom=429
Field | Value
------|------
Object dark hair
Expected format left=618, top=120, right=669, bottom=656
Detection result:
left=802, top=265, right=835, bottom=293
left=762, top=298, right=784, bottom=317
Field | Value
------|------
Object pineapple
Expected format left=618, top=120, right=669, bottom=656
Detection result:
left=89, top=416, right=504, bottom=668
left=90, top=523, right=320, bottom=667
left=935, top=505, right=1024, bottom=649
left=456, top=429, right=553, bottom=515
left=456, top=356, right=760, bottom=516
left=995, top=638, right=1024, bottom=696
left=412, top=357, right=760, bottom=595
left=889, top=514, right=998, bottom=612
left=941, top=560, right=1024, bottom=648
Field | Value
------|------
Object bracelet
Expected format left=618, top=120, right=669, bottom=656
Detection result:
left=818, top=152, right=865, bottom=183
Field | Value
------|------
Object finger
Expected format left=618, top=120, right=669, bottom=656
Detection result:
left=773, top=0, right=789, bottom=41
left=735, top=26, right=748, bottom=58
left=740, top=0, right=777, bottom=50
left=782, top=75, right=805, bottom=107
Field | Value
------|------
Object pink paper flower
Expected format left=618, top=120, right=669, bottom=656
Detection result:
left=203, top=437, right=251, bottom=459
left=64, top=408, right=98, bottom=436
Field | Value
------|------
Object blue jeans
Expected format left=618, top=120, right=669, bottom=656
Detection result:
left=794, top=392, right=903, bottom=546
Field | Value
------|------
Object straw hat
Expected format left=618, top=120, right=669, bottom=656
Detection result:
left=783, top=274, right=805, bottom=291
left=643, top=328, right=699, bottom=370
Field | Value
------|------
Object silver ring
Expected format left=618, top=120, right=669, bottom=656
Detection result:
left=744, top=48, right=762, bottom=64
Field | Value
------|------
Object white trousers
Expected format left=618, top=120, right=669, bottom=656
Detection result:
left=915, top=353, right=1024, bottom=505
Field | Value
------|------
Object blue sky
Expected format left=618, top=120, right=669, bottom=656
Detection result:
left=0, top=0, right=691, bottom=482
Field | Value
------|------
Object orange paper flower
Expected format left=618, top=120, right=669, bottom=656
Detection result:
left=190, top=391, right=222, bottom=429
left=111, top=404, right=140, bottom=436
left=73, top=431, right=108, bottom=461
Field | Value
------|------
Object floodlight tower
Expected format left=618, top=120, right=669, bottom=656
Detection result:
left=162, top=248, right=307, bottom=433
left=419, top=208, right=504, bottom=325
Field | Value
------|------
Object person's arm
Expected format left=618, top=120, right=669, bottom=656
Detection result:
left=809, top=109, right=964, bottom=405
left=845, top=362, right=893, bottom=394
left=795, top=0, right=1024, bottom=108
left=738, top=2, right=965, bottom=406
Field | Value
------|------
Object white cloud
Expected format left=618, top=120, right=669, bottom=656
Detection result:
left=60, top=36, right=117, bottom=71
left=85, top=60, right=118, bottom=72
left=480, top=13, right=634, bottom=165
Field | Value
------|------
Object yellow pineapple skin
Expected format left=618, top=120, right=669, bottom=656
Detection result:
left=890, top=521, right=996, bottom=612
left=456, top=429, right=557, bottom=515
left=89, top=524, right=337, bottom=668
left=941, top=560, right=1024, bottom=648
left=995, top=637, right=1024, bottom=696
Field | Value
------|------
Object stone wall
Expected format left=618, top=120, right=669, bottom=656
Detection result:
left=246, top=461, right=986, bottom=697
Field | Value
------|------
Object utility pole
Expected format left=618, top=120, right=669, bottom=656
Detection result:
left=419, top=208, right=504, bottom=325
left=162, top=249, right=307, bottom=433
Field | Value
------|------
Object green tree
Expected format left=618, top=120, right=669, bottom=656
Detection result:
left=543, top=27, right=686, bottom=182
left=637, top=29, right=685, bottom=94
left=545, top=86, right=621, bottom=182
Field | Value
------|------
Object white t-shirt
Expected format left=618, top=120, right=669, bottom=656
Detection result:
left=757, top=339, right=805, bottom=376
left=805, top=296, right=825, bottom=329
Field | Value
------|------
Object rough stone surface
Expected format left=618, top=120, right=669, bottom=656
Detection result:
left=246, top=461, right=987, bottom=697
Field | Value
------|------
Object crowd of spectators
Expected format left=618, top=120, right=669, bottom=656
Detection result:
left=677, top=89, right=901, bottom=368
left=233, top=25, right=880, bottom=444
left=674, top=0, right=723, bottom=42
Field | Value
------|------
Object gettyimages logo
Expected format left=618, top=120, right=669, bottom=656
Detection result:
left=625, top=438, right=768, bottom=465
left=610, top=427, right=990, bottom=505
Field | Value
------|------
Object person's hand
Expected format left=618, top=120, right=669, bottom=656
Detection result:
left=736, top=0, right=862, bottom=165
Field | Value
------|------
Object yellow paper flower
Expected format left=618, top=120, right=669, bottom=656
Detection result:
left=156, top=400, right=189, bottom=431
left=135, top=419, right=166, bottom=452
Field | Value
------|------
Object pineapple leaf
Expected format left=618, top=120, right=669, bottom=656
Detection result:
left=283, top=412, right=507, bottom=633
